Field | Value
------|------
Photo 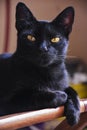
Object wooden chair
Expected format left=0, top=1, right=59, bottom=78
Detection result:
left=55, top=112, right=87, bottom=130
left=0, top=99, right=87, bottom=130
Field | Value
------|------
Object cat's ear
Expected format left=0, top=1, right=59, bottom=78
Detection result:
left=52, top=7, right=74, bottom=36
left=16, top=2, right=36, bottom=31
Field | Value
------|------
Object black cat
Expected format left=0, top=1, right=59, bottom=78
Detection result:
left=0, top=2, right=80, bottom=127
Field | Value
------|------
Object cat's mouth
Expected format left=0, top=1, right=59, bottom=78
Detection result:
left=36, top=53, right=58, bottom=67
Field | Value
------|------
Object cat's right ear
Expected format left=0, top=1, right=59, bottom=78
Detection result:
left=16, top=2, right=36, bottom=31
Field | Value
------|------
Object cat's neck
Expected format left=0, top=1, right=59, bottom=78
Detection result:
left=12, top=53, right=66, bottom=80
left=40, top=62, right=66, bottom=79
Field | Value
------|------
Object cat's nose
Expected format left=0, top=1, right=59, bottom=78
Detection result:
left=39, top=42, right=48, bottom=52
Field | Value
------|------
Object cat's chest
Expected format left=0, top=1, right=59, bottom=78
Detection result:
left=14, top=67, right=61, bottom=90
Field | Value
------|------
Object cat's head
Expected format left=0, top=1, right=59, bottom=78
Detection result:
left=15, top=2, right=74, bottom=67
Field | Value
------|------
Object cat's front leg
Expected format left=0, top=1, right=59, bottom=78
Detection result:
left=37, top=89, right=67, bottom=108
left=64, top=87, right=80, bottom=126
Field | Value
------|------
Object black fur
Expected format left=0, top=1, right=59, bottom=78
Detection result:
left=0, top=2, right=80, bottom=127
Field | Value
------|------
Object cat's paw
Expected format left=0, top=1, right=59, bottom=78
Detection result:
left=52, top=91, right=68, bottom=107
left=65, top=108, right=80, bottom=125
left=64, top=99, right=80, bottom=126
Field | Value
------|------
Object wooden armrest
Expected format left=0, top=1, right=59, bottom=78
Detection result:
left=55, top=112, right=87, bottom=130
left=0, top=99, right=87, bottom=130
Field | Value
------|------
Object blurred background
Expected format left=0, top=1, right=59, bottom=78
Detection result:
left=0, top=0, right=87, bottom=129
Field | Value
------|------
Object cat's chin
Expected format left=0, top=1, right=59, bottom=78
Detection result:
left=37, top=57, right=54, bottom=67
left=30, top=58, right=53, bottom=67
left=38, top=62, right=52, bottom=67
left=36, top=59, right=57, bottom=67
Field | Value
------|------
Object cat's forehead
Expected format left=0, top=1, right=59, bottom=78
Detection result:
left=26, top=20, right=51, bottom=32
left=39, top=20, right=49, bottom=23
left=23, top=20, right=61, bottom=37
left=36, top=20, right=55, bottom=31
left=37, top=20, right=61, bottom=35
left=37, top=20, right=50, bottom=27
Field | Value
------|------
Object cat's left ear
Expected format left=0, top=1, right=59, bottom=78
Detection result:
left=52, top=7, right=74, bottom=36
left=16, top=2, right=36, bottom=31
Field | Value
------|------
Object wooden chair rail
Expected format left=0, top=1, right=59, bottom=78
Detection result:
left=0, top=99, right=87, bottom=130
left=55, top=112, right=87, bottom=130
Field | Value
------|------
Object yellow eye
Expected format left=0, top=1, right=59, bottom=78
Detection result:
left=27, top=35, right=36, bottom=42
left=51, top=37, right=60, bottom=43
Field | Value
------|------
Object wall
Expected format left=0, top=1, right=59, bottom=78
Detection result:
left=0, top=0, right=87, bottom=63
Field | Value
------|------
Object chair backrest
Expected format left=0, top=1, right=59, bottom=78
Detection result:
left=0, top=100, right=87, bottom=130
